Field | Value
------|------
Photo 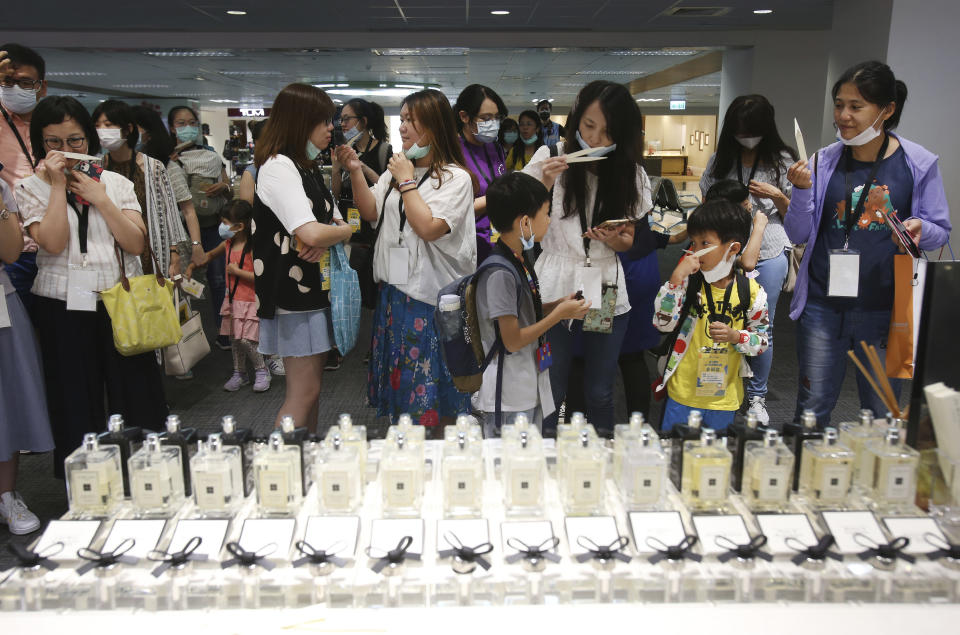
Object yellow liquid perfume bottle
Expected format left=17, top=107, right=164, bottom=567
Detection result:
left=502, top=428, right=547, bottom=515
left=619, top=428, right=668, bottom=510
left=670, top=409, right=703, bottom=489
left=782, top=409, right=823, bottom=492
left=128, top=433, right=185, bottom=516
left=315, top=433, right=363, bottom=514
left=742, top=429, right=795, bottom=512
left=865, top=426, right=919, bottom=509
left=190, top=433, right=244, bottom=517
left=681, top=428, right=732, bottom=512
left=253, top=430, right=303, bottom=516
left=325, top=413, right=368, bottom=478
left=561, top=429, right=607, bottom=516
left=442, top=429, right=484, bottom=517
left=380, top=431, right=424, bottom=517
left=799, top=427, right=854, bottom=507
left=65, top=433, right=124, bottom=517
left=838, top=409, right=886, bottom=488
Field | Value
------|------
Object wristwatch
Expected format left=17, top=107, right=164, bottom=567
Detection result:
left=191, top=241, right=201, bottom=246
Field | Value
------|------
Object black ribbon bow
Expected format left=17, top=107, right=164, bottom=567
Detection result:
left=855, top=534, right=915, bottom=564
left=646, top=535, right=702, bottom=565
left=292, top=540, right=348, bottom=569
left=574, top=536, right=632, bottom=564
left=76, top=538, right=138, bottom=576
left=788, top=534, right=843, bottom=567
left=220, top=541, right=277, bottom=571
left=924, top=532, right=960, bottom=562
left=504, top=536, right=562, bottom=566
left=147, top=536, right=208, bottom=577
left=437, top=532, right=494, bottom=571
left=367, top=536, right=420, bottom=574
left=716, top=534, right=772, bottom=563
left=4, top=542, right=62, bottom=572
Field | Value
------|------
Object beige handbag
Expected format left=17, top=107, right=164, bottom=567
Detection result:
left=164, top=287, right=210, bottom=375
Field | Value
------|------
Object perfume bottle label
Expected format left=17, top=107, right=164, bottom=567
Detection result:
left=755, top=464, right=791, bottom=502
left=882, top=463, right=915, bottom=502
left=71, top=468, right=107, bottom=509
left=258, top=468, right=291, bottom=509
left=445, top=468, right=479, bottom=508
left=383, top=469, right=416, bottom=507
left=817, top=462, right=851, bottom=501
left=194, top=469, right=232, bottom=509
left=697, top=465, right=728, bottom=501
left=509, top=467, right=541, bottom=507
left=571, top=466, right=603, bottom=505
left=631, top=465, right=664, bottom=503
left=320, top=469, right=351, bottom=510
left=132, top=468, right=170, bottom=509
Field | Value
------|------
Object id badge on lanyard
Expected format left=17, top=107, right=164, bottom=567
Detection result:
left=696, top=346, right=730, bottom=397
left=67, top=259, right=99, bottom=312
left=827, top=248, right=860, bottom=297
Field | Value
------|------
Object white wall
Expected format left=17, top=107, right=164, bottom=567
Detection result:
left=718, top=47, right=754, bottom=125
left=199, top=107, right=231, bottom=171
left=644, top=114, right=717, bottom=174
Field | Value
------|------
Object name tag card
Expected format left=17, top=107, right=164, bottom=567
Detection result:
left=437, top=518, right=490, bottom=553
left=629, top=511, right=687, bottom=554
left=370, top=518, right=424, bottom=556
left=66, top=266, right=99, bottom=312
left=238, top=518, right=296, bottom=560
left=565, top=516, right=621, bottom=556
left=755, top=514, right=819, bottom=555
left=180, top=277, right=205, bottom=299
left=34, top=520, right=101, bottom=561
left=882, top=517, right=949, bottom=555
left=102, top=519, right=167, bottom=559
left=167, top=519, right=229, bottom=560
left=827, top=250, right=860, bottom=297
left=578, top=267, right=603, bottom=307
left=821, top=511, right=886, bottom=554
left=692, top=515, right=751, bottom=556
left=303, top=516, right=361, bottom=557
left=501, top=520, right=555, bottom=556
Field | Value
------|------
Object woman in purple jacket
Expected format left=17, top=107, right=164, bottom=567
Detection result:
left=784, top=61, right=951, bottom=427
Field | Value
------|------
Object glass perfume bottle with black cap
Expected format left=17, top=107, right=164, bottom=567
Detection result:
left=782, top=409, right=823, bottom=492
left=97, top=413, right=143, bottom=497
left=728, top=412, right=765, bottom=493
left=669, top=410, right=703, bottom=489
left=160, top=414, right=197, bottom=496
left=65, top=433, right=124, bottom=516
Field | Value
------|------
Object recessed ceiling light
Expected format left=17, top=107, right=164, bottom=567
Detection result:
left=636, top=98, right=663, bottom=102
left=194, top=76, right=206, bottom=81
left=144, top=50, right=234, bottom=57
left=47, top=71, right=108, bottom=77
left=490, top=10, right=510, bottom=15
left=226, top=10, right=247, bottom=15
left=753, top=9, right=773, bottom=14
left=209, top=98, right=239, bottom=103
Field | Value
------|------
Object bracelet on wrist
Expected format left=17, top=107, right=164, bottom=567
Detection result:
left=398, top=178, right=417, bottom=189
left=399, top=186, right=417, bottom=194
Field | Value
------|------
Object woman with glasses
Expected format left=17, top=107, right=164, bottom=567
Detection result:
left=506, top=110, right=544, bottom=172
left=14, top=96, right=167, bottom=475
left=454, top=84, right=507, bottom=263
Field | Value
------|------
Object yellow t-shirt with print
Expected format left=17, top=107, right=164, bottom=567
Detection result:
left=667, top=278, right=760, bottom=412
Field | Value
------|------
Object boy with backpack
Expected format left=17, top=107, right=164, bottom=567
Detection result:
left=653, top=199, right=770, bottom=432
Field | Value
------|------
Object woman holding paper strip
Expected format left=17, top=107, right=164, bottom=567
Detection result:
left=700, top=94, right=797, bottom=426
left=523, top=80, right=652, bottom=437
left=784, top=60, right=951, bottom=427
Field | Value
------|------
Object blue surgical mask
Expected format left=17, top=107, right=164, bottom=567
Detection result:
left=343, top=126, right=361, bottom=142
left=404, top=142, right=431, bottom=160
left=475, top=119, right=500, bottom=144
left=135, top=141, right=146, bottom=153
left=503, top=131, right=518, bottom=145
left=519, top=217, right=536, bottom=251
left=523, top=134, right=539, bottom=146
left=176, top=125, right=199, bottom=144
left=576, top=129, right=617, bottom=156
left=218, top=222, right=236, bottom=240
left=306, top=140, right=322, bottom=160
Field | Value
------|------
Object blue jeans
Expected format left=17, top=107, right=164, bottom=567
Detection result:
left=746, top=250, right=789, bottom=399
left=661, top=397, right=736, bottom=433
left=544, top=313, right=629, bottom=436
left=4, top=251, right=38, bottom=320
left=200, top=224, right=226, bottom=332
left=794, top=299, right=901, bottom=427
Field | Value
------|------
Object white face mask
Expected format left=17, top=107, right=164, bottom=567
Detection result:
left=475, top=119, right=500, bottom=144
left=0, top=85, right=39, bottom=115
left=701, top=244, right=735, bottom=284
left=836, top=111, right=885, bottom=146
left=97, top=128, right=127, bottom=152
left=736, top=135, right=762, bottom=149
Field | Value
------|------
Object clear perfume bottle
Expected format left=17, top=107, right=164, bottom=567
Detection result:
left=619, top=429, right=668, bottom=510
left=502, top=429, right=547, bottom=515
left=452, top=413, right=483, bottom=442
left=556, top=412, right=597, bottom=479
left=325, top=413, right=368, bottom=478
left=190, top=433, right=244, bottom=517
left=159, top=415, right=197, bottom=496
left=670, top=410, right=703, bottom=490
left=728, top=412, right=765, bottom=493
left=561, top=429, right=607, bottom=516
left=681, top=428, right=732, bottom=511
left=65, top=433, right=124, bottom=516
left=613, top=412, right=647, bottom=487
left=219, top=415, right=253, bottom=496
left=865, top=427, right=919, bottom=508
left=442, top=430, right=484, bottom=517
left=280, top=415, right=310, bottom=493
left=742, top=429, right=795, bottom=512
left=839, top=409, right=887, bottom=488
left=97, top=414, right=143, bottom=497
left=128, top=433, right=185, bottom=515
left=798, top=427, right=854, bottom=507
left=380, top=431, right=424, bottom=517
left=253, top=430, right=303, bottom=516
left=314, top=433, right=362, bottom=513
left=782, top=409, right=823, bottom=492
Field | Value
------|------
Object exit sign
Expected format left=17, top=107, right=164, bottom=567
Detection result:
left=670, top=100, right=686, bottom=111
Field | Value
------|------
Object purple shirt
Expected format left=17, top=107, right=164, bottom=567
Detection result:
left=459, top=136, right=506, bottom=242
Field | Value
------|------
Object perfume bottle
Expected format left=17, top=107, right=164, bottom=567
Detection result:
left=864, top=427, right=919, bottom=508
left=386, top=413, right=427, bottom=446
left=65, top=433, right=124, bottom=516
left=502, top=429, right=547, bottom=515
left=670, top=410, right=703, bottom=489
left=742, top=429, right=795, bottom=511
left=561, top=429, right=607, bottom=516
left=253, top=431, right=303, bottom=516
left=798, top=427, right=854, bottom=507
left=441, top=430, right=484, bottom=517
left=619, top=429, right=668, bottom=509
left=727, top=412, right=765, bottom=492
left=379, top=431, right=424, bottom=517
left=219, top=415, right=253, bottom=496
left=190, top=433, right=244, bottom=517
left=681, top=428, right=732, bottom=511
left=839, top=409, right=887, bottom=488
left=280, top=415, right=310, bottom=493
left=97, top=414, right=143, bottom=497
left=452, top=413, right=483, bottom=442
left=556, top=412, right=597, bottom=478
left=128, top=433, right=185, bottom=515
left=782, top=409, right=823, bottom=491
left=613, top=412, right=649, bottom=487
left=325, top=413, right=368, bottom=477
left=159, top=415, right=197, bottom=496
left=314, top=433, right=363, bottom=513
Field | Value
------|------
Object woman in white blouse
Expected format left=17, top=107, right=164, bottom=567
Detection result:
left=523, top=81, right=652, bottom=436
left=15, top=96, right=167, bottom=474
left=342, top=88, right=476, bottom=432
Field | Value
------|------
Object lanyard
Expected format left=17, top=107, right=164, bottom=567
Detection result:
left=227, top=242, right=247, bottom=303
left=577, top=192, right=604, bottom=265
left=494, top=240, right=545, bottom=346
left=462, top=136, right=498, bottom=190
left=735, top=152, right=759, bottom=188
left=0, top=104, right=37, bottom=171
left=843, top=134, right=890, bottom=247
left=391, top=171, right=431, bottom=244
left=66, top=192, right=91, bottom=256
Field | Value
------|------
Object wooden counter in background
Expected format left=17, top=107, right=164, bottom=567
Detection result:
left=643, top=153, right=687, bottom=176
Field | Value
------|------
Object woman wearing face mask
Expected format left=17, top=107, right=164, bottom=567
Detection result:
left=498, top=117, right=518, bottom=156
left=506, top=110, right=544, bottom=172
left=168, top=105, right=232, bottom=348
left=523, top=81, right=651, bottom=437
left=699, top=95, right=797, bottom=426
left=785, top=60, right=951, bottom=427
left=454, top=84, right=507, bottom=264
left=340, top=88, right=476, bottom=433
left=93, top=100, right=188, bottom=279
left=15, top=96, right=167, bottom=474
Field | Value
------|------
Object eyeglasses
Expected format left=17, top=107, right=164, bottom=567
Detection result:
left=340, top=115, right=359, bottom=123
left=43, top=136, right=87, bottom=150
left=475, top=114, right=504, bottom=123
left=0, top=77, right=43, bottom=91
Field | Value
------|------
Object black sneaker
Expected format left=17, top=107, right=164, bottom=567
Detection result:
left=325, top=349, right=342, bottom=371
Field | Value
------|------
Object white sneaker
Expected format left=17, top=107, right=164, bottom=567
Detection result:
left=0, top=491, right=41, bottom=535
left=747, top=396, right=770, bottom=425
left=268, top=356, right=285, bottom=376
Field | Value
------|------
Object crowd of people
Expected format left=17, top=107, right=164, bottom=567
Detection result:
left=0, top=41, right=951, bottom=535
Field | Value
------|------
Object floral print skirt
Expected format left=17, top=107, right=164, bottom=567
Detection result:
left=368, top=284, right=470, bottom=426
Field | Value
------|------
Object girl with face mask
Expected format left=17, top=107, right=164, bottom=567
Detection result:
left=700, top=94, right=797, bottom=425
left=784, top=60, right=951, bottom=427
left=506, top=110, right=544, bottom=172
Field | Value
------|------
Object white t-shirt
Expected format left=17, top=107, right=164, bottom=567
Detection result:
left=256, top=155, right=342, bottom=235
left=522, top=142, right=653, bottom=316
left=370, top=165, right=476, bottom=306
